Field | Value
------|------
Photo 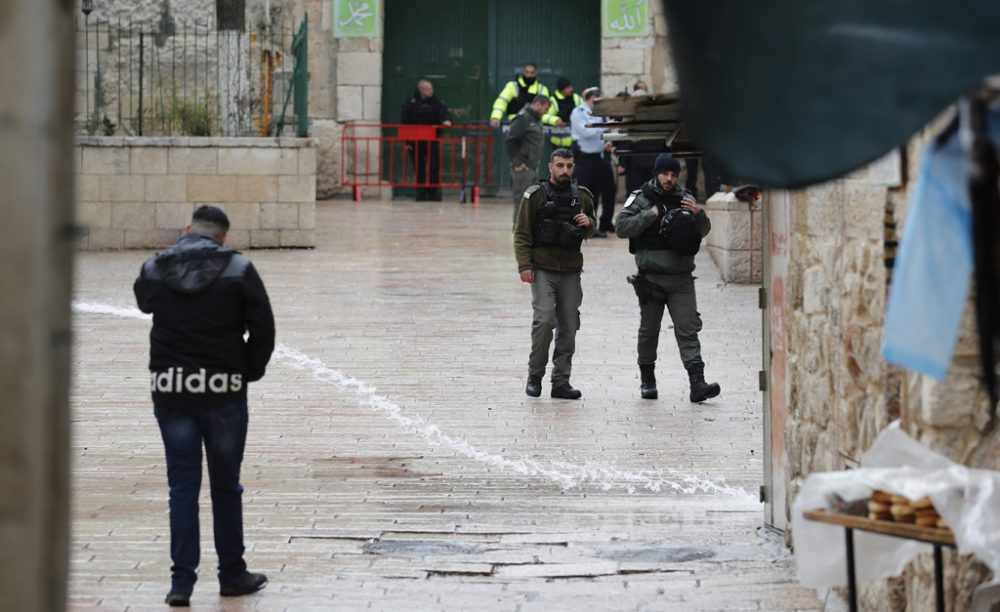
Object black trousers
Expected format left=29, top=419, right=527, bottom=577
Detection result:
left=408, top=140, right=441, bottom=201
left=575, top=151, right=617, bottom=230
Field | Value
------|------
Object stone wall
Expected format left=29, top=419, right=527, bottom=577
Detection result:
left=74, top=0, right=360, bottom=198
left=75, top=137, right=316, bottom=249
left=705, top=191, right=762, bottom=283
left=601, top=0, right=675, bottom=97
left=306, top=0, right=382, bottom=199
left=779, top=132, right=999, bottom=609
left=82, top=1, right=668, bottom=200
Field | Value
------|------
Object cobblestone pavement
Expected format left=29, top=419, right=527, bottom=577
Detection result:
left=68, top=199, right=820, bottom=611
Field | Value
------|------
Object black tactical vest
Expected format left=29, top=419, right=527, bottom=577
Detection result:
left=534, top=181, right=584, bottom=250
left=507, top=77, right=537, bottom=117
left=629, top=183, right=700, bottom=255
left=554, top=93, right=575, bottom=123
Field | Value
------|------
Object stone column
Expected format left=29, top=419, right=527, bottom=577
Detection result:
left=0, top=0, right=75, bottom=610
left=705, top=191, right=762, bottom=284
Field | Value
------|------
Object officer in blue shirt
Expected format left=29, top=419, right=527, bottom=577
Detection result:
left=570, top=87, right=617, bottom=237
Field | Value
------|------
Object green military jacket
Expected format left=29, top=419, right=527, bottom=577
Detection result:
left=505, top=107, right=546, bottom=171
left=614, top=179, right=711, bottom=275
left=513, top=182, right=597, bottom=273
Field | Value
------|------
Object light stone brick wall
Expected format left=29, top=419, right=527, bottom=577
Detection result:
left=75, top=136, right=316, bottom=249
left=86, top=1, right=672, bottom=200
left=781, top=132, right=998, bottom=609
left=705, top=192, right=762, bottom=284
left=601, top=1, right=676, bottom=97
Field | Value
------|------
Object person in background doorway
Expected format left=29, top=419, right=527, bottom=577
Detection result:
left=401, top=78, right=453, bottom=201
left=571, top=87, right=617, bottom=236
left=490, top=63, right=554, bottom=129
left=545, top=76, right=580, bottom=149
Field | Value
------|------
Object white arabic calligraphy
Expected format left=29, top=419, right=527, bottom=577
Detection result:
left=609, top=0, right=643, bottom=32
left=339, top=1, right=373, bottom=28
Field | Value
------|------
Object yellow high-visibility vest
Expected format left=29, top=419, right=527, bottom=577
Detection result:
left=544, top=91, right=582, bottom=146
left=490, top=76, right=555, bottom=124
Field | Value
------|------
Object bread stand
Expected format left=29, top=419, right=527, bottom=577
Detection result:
left=803, top=509, right=955, bottom=612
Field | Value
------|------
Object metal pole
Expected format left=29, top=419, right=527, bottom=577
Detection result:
left=171, top=20, right=176, bottom=134
left=84, top=16, right=90, bottom=125
left=934, top=545, right=945, bottom=612
left=117, top=18, right=122, bottom=131
left=845, top=528, right=858, bottom=612
left=138, top=31, right=144, bottom=135
left=293, top=14, right=308, bottom=137
left=94, top=20, right=101, bottom=128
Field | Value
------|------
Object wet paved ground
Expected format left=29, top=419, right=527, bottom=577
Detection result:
left=68, top=199, right=820, bottom=611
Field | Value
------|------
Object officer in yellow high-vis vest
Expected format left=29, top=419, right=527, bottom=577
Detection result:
left=490, top=63, right=559, bottom=129
left=544, top=76, right=582, bottom=148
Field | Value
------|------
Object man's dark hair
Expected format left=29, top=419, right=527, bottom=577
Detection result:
left=191, top=205, right=230, bottom=232
left=524, top=62, right=538, bottom=71
left=531, top=94, right=550, bottom=105
left=551, top=148, right=574, bottom=161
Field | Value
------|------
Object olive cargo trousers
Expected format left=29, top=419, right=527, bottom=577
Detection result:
left=637, top=272, right=703, bottom=368
left=529, top=269, right=583, bottom=384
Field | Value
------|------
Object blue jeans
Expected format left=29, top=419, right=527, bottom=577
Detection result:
left=155, top=399, right=248, bottom=591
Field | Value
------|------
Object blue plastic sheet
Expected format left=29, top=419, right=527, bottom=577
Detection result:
left=882, top=114, right=1000, bottom=378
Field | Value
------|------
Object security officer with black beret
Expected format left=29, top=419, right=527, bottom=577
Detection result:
left=514, top=148, right=596, bottom=399
left=614, top=153, right=721, bottom=403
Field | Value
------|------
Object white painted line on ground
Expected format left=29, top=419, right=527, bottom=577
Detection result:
left=73, top=300, right=754, bottom=500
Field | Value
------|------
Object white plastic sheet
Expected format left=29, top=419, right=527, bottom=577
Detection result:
left=792, top=421, right=1000, bottom=587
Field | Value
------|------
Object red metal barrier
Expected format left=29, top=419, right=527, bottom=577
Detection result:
left=341, top=123, right=492, bottom=203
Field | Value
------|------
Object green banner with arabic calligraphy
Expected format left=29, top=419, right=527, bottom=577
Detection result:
left=334, top=0, right=381, bottom=38
left=602, top=0, right=649, bottom=38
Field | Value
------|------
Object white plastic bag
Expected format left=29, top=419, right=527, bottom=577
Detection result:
left=791, top=421, right=1000, bottom=587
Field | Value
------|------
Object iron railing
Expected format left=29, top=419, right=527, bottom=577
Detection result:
left=75, top=11, right=309, bottom=137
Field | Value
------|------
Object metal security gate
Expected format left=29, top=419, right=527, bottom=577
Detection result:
left=382, top=0, right=600, bottom=197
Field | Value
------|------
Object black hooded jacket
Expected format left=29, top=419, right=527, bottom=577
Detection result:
left=134, top=232, right=275, bottom=408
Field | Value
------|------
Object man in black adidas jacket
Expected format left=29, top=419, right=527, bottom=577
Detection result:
left=134, top=205, right=274, bottom=607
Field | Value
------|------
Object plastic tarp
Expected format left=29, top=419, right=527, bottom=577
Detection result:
left=660, top=0, right=1000, bottom=188
left=792, top=421, right=1000, bottom=587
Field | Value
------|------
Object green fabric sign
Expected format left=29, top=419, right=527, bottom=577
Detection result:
left=602, top=0, right=649, bottom=38
left=334, top=0, right=380, bottom=38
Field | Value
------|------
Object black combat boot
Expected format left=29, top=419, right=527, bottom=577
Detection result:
left=551, top=383, right=582, bottom=400
left=640, top=364, right=658, bottom=399
left=525, top=375, right=542, bottom=397
left=686, top=361, right=721, bottom=403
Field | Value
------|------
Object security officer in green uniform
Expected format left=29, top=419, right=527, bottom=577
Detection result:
left=614, top=153, right=721, bottom=403
left=490, top=63, right=559, bottom=129
left=514, top=148, right=596, bottom=399
left=544, top=76, right=582, bottom=148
